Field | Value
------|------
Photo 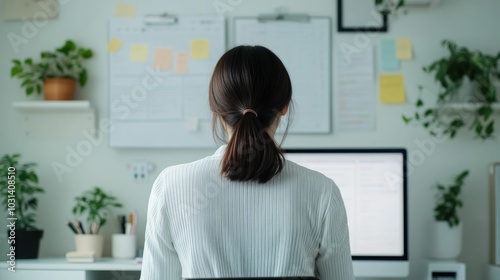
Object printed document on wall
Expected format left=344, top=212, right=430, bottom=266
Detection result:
left=108, top=17, right=225, bottom=148
left=335, top=46, right=376, bottom=132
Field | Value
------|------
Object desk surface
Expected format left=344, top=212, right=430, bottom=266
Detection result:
left=0, top=258, right=142, bottom=271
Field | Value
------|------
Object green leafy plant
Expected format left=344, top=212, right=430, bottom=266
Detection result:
left=375, top=0, right=405, bottom=15
left=10, top=40, right=93, bottom=96
left=0, top=154, right=44, bottom=230
left=403, top=40, right=500, bottom=139
left=433, top=170, right=469, bottom=228
left=72, top=186, right=122, bottom=234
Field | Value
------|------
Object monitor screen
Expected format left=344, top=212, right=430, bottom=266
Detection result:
left=285, top=149, right=409, bottom=278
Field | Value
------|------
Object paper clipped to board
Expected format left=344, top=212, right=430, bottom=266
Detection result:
left=396, top=38, right=413, bottom=60
left=379, top=74, right=406, bottom=104
left=380, top=39, right=400, bottom=71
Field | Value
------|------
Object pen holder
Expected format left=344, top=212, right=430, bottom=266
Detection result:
left=74, top=234, right=104, bottom=258
left=112, top=234, right=136, bottom=259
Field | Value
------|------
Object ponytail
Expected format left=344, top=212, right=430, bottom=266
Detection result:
left=221, top=113, right=284, bottom=183
left=209, top=45, right=292, bottom=183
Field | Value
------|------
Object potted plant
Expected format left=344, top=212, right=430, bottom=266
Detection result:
left=10, top=40, right=93, bottom=100
left=429, top=170, right=469, bottom=260
left=374, top=0, right=405, bottom=15
left=0, top=154, right=44, bottom=259
left=72, top=186, right=122, bottom=258
left=403, top=40, right=500, bottom=139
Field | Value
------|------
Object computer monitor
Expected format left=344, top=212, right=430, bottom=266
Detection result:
left=285, top=149, right=409, bottom=278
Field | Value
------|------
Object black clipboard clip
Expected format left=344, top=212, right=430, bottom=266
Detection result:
left=257, top=13, right=310, bottom=23
left=144, top=13, right=178, bottom=25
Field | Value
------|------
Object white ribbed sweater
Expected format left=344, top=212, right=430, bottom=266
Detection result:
left=140, top=146, right=354, bottom=280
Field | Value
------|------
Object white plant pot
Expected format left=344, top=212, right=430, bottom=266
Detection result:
left=74, top=234, right=105, bottom=258
left=428, top=221, right=462, bottom=260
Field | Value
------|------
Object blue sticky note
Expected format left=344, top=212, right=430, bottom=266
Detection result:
left=380, top=39, right=400, bottom=71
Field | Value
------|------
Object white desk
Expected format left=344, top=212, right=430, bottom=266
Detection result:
left=490, top=265, right=500, bottom=280
left=0, top=258, right=141, bottom=280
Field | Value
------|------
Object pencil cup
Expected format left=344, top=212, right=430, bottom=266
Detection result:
left=74, top=234, right=104, bottom=258
left=112, top=234, right=136, bottom=259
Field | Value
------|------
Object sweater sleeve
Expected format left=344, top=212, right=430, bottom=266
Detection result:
left=315, top=182, right=354, bottom=280
left=140, top=171, right=182, bottom=280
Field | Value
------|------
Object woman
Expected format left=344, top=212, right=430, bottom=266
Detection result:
left=140, top=46, right=354, bottom=280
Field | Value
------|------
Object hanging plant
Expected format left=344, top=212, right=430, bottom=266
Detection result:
left=374, top=0, right=406, bottom=15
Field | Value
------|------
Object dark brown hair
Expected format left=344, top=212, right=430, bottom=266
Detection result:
left=209, top=46, right=292, bottom=183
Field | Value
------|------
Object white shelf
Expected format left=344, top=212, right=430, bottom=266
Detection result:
left=436, top=103, right=500, bottom=114
left=12, top=101, right=96, bottom=139
left=0, top=258, right=141, bottom=271
left=13, top=101, right=91, bottom=112
left=490, top=265, right=500, bottom=280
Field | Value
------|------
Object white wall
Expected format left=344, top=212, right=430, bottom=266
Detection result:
left=1, top=0, right=499, bottom=279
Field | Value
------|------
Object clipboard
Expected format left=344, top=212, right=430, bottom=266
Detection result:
left=257, top=13, right=310, bottom=23
left=108, top=15, right=226, bottom=148
left=233, top=15, right=332, bottom=134
left=143, top=13, right=178, bottom=25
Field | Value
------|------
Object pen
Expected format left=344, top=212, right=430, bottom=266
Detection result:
left=131, top=210, right=138, bottom=235
left=76, top=219, right=85, bottom=234
left=119, top=215, right=126, bottom=234
left=71, top=220, right=82, bottom=234
left=67, top=220, right=78, bottom=234
left=125, top=222, right=132, bottom=235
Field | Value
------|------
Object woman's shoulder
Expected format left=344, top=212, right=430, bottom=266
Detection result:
left=283, top=159, right=336, bottom=188
left=156, top=154, right=220, bottom=180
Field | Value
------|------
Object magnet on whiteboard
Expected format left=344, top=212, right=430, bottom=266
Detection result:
left=186, top=117, right=199, bottom=132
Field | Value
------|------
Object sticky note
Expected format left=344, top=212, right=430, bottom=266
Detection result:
left=175, top=52, right=189, bottom=74
left=379, top=74, right=406, bottom=104
left=186, top=117, right=199, bottom=132
left=380, top=39, right=399, bottom=71
left=130, top=44, right=148, bottom=62
left=396, top=38, right=413, bottom=60
left=116, top=3, right=136, bottom=18
left=153, top=48, right=173, bottom=71
left=190, top=39, right=210, bottom=60
left=107, top=38, right=123, bottom=53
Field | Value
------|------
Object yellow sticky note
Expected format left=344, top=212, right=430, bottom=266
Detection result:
left=153, top=48, right=173, bottom=71
left=175, top=52, right=189, bottom=74
left=116, top=3, right=136, bottom=18
left=107, top=38, right=123, bottom=53
left=130, top=44, right=148, bottom=62
left=379, top=74, right=406, bottom=104
left=396, top=38, right=413, bottom=60
left=190, top=39, right=210, bottom=60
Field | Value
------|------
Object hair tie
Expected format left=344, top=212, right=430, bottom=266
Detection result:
left=242, top=109, right=258, bottom=117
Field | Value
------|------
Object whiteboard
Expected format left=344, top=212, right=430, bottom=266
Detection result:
left=108, top=17, right=226, bottom=148
left=234, top=17, right=331, bottom=134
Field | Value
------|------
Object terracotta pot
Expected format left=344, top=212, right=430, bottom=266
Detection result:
left=43, top=78, right=77, bottom=100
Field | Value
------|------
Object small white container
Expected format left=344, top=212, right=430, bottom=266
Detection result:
left=112, top=234, right=136, bottom=259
